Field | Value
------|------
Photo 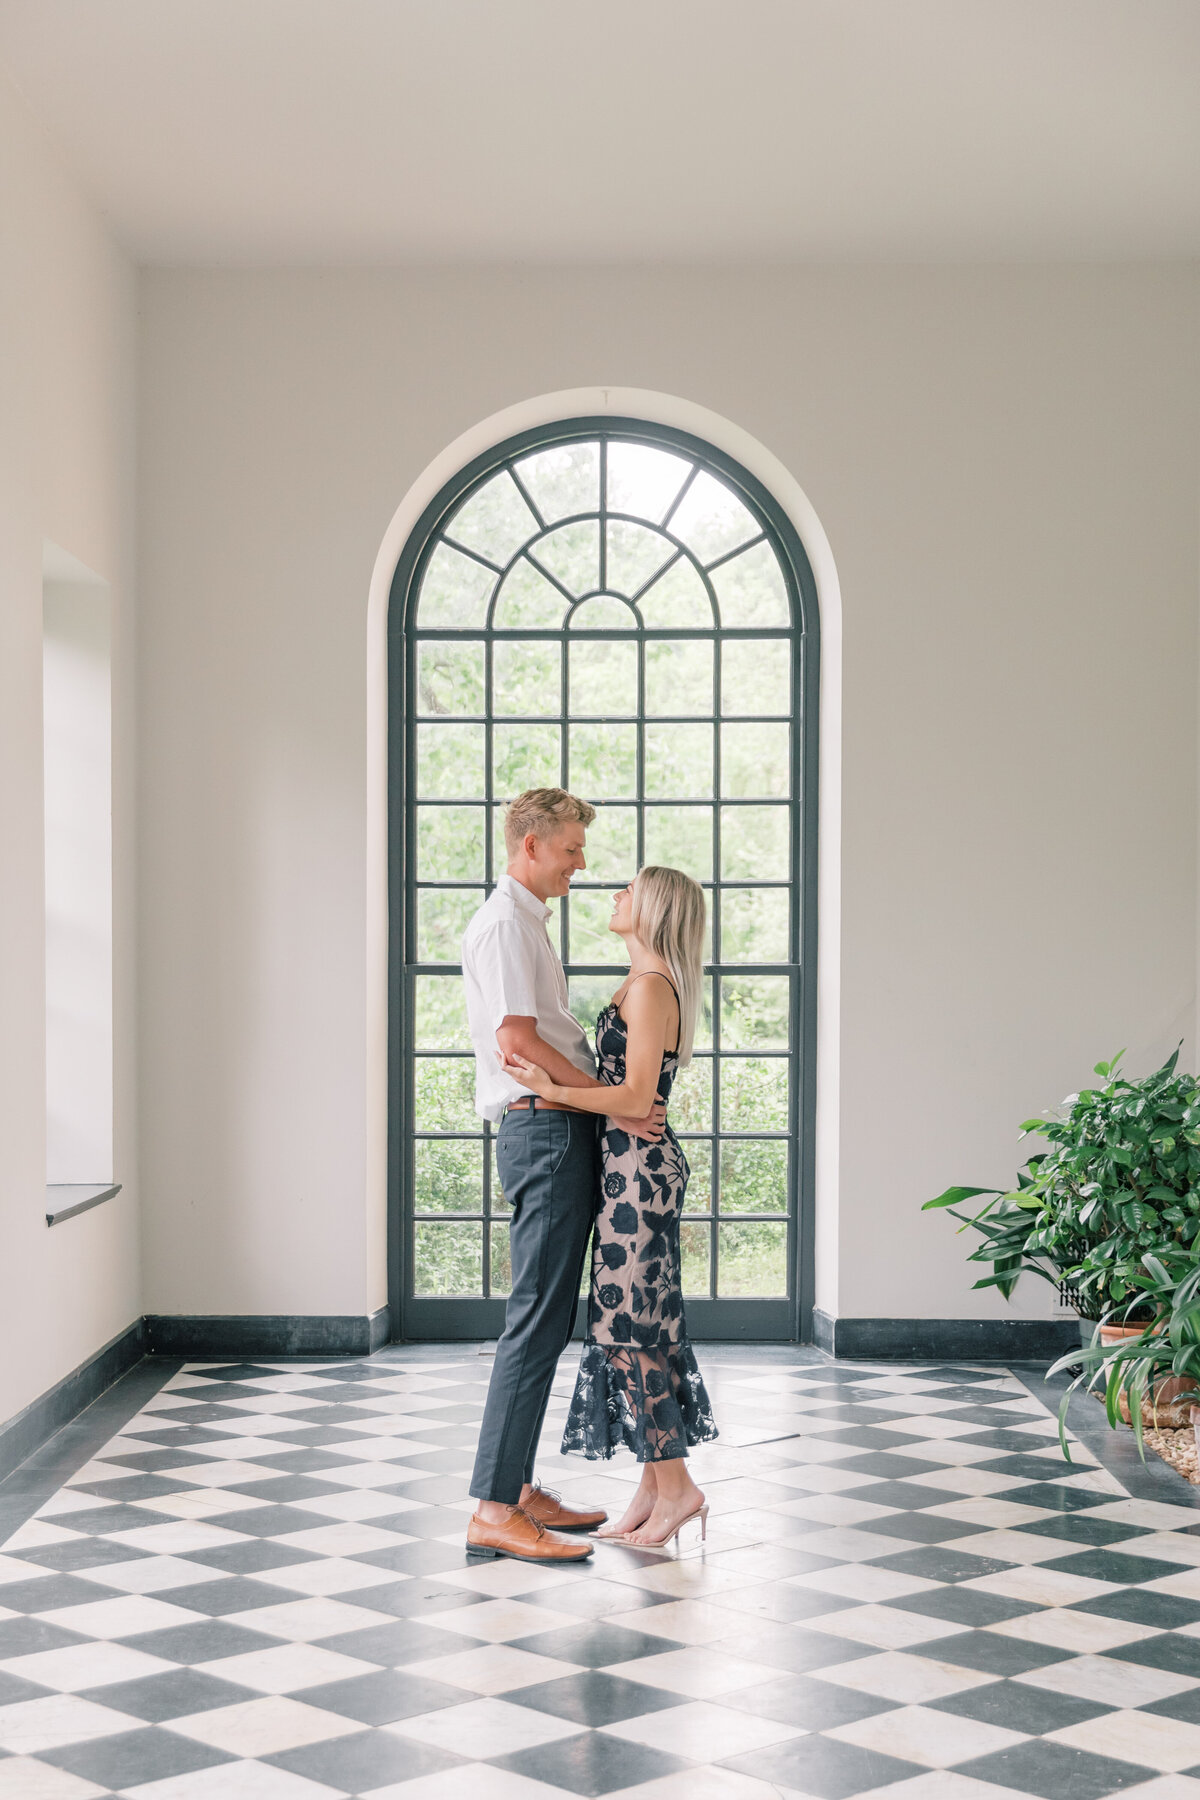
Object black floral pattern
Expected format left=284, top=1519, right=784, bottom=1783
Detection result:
left=562, top=993, right=718, bottom=1463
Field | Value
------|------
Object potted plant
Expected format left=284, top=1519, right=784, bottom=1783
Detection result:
left=924, top=1050, right=1200, bottom=1326
left=1049, top=1254, right=1200, bottom=1454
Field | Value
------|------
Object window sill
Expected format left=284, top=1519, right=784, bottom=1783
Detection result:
left=46, top=1184, right=122, bottom=1227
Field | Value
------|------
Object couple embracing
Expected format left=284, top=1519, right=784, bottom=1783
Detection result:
left=461, top=787, right=718, bottom=1566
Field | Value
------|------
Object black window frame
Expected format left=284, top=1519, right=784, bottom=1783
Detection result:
left=387, top=417, right=819, bottom=1342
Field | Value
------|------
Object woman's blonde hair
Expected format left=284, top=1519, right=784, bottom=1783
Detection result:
left=631, top=866, right=706, bottom=1066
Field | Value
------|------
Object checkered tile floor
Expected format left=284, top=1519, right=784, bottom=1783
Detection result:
left=3, top=1351, right=1200, bottom=1800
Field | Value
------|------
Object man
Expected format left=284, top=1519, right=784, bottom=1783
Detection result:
left=461, top=787, right=665, bottom=1564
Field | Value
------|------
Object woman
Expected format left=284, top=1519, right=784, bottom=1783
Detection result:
left=499, top=864, right=717, bottom=1547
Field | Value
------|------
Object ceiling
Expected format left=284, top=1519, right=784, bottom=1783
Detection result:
left=2, top=0, right=1198, bottom=264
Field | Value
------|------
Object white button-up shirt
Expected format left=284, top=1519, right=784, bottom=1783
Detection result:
left=460, top=873, right=597, bottom=1122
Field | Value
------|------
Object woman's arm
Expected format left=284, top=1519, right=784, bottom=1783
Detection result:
left=494, top=1014, right=666, bottom=1140
left=498, top=976, right=675, bottom=1117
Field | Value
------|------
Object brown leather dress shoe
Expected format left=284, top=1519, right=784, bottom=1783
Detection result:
left=523, top=1482, right=608, bottom=1533
left=466, top=1505, right=594, bottom=1564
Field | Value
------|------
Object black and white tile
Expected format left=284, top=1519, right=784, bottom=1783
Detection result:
left=2, top=1349, right=1200, bottom=1799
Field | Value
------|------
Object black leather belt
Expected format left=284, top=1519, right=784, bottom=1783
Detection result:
left=504, top=1095, right=590, bottom=1116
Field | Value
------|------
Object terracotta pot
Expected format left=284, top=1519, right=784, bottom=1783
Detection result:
left=1097, top=1321, right=1197, bottom=1426
left=1117, top=1377, right=1199, bottom=1429
left=1099, top=1321, right=1155, bottom=1346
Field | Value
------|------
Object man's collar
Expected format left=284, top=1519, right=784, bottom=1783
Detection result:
left=497, top=871, right=552, bottom=923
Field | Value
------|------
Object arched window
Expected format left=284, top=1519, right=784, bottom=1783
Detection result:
left=389, top=419, right=818, bottom=1340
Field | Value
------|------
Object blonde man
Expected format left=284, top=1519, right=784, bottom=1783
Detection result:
left=461, top=789, right=665, bottom=1564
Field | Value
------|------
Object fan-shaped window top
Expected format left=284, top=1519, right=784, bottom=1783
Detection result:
left=419, top=441, right=792, bottom=633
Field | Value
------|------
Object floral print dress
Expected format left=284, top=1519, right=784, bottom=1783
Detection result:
left=561, top=976, right=717, bottom=1462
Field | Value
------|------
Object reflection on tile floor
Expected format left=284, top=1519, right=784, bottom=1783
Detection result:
left=3, top=1346, right=1200, bottom=1797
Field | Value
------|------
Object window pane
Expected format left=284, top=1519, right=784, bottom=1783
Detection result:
left=492, top=558, right=566, bottom=630
left=605, top=520, right=674, bottom=597
left=493, top=723, right=561, bottom=796
left=491, top=805, right=506, bottom=881
left=414, top=976, right=470, bottom=1050
left=489, top=1220, right=512, bottom=1294
left=417, top=805, right=484, bottom=880
left=568, top=975, right=620, bottom=1040
left=417, top=642, right=485, bottom=716
left=414, top=1139, right=484, bottom=1214
left=607, top=442, right=691, bottom=523
left=645, top=639, right=713, bottom=716
left=718, top=1221, right=788, bottom=1296
left=681, top=1138, right=712, bottom=1213
left=530, top=521, right=600, bottom=597
left=414, top=1221, right=483, bottom=1296
left=580, top=807, right=637, bottom=883
left=670, top=1056, right=712, bottom=1131
left=417, top=542, right=496, bottom=629
left=669, top=470, right=759, bottom=565
left=695, top=974, right=714, bottom=1049
left=638, top=557, right=714, bottom=629
left=721, top=722, right=790, bottom=798
left=711, top=539, right=790, bottom=628
left=570, top=595, right=634, bottom=630
left=722, top=640, right=790, bottom=716
left=721, top=975, right=790, bottom=1051
left=720, top=888, right=790, bottom=963
left=569, top=723, right=636, bottom=800
left=514, top=442, right=599, bottom=524
left=492, top=640, right=560, bottom=716
left=414, top=1057, right=477, bottom=1131
left=721, top=1056, right=789, bottom=1131
left=569, top=887, right=620, bottom=964
left=570, top=640, right=636, bottom=716
left=681, top=1222, right=711, bottom=1296
left=720, top=1140, right=788, bottom=1214
left=644, top=805, right=713, bottom=881
left=644, top=723, right=713, bottom=799
left=417, top=889, right=480, bottom=964
left=447, top=470, right=537, bottom=565
left=417, top=724, right=485, bottom=798
left=721, top=806, right=790, bottom=881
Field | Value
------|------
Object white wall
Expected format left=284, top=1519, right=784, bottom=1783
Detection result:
left=137, top=265, right=1200, bottom=1324
left=0, top=70, right=139, bottom=1425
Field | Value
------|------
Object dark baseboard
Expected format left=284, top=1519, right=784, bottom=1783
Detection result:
left=0, top=1319, right=145, bottom=1484
left=144, top=1307, right=392, bottom=1359
left=813, top=1310, right=1083, bottom=1361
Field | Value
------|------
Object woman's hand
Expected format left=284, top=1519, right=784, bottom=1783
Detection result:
left=498, top=1048, right=559, bottom=1101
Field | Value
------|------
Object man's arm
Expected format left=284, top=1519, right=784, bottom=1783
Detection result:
left=496, top=1016, right=664, bottom=1140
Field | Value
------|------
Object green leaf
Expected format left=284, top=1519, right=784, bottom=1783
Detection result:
left=922, top=1187, right=999, bottom=1211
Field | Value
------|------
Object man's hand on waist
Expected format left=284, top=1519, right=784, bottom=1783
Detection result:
left=610, top=1100, right=667, bottom=1142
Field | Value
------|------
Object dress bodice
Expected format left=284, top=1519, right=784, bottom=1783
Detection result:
left=595, top=999, right=680, bottom=1108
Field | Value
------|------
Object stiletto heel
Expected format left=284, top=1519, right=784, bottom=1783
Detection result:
left=606, top=1495, right=708, bottom=1549
left=673, top=1502, right=708, bottom=1545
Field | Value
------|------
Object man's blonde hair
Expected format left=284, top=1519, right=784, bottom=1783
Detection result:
left=504, top=788, right=596, bottom=858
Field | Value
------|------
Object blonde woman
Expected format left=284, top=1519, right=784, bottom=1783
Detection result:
left=500, top=865, right=717, bottom=1547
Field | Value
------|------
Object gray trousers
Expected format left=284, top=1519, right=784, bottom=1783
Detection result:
left=470, top=1108, right=598, bottom=1504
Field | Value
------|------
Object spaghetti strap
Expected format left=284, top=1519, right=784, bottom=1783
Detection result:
left=619, top=969, right=681, bottom=1052
left=623, top=969, right=679, bottom=1000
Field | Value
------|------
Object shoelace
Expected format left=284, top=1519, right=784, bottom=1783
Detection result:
left=510, top=1504, right=545, bottom=1538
